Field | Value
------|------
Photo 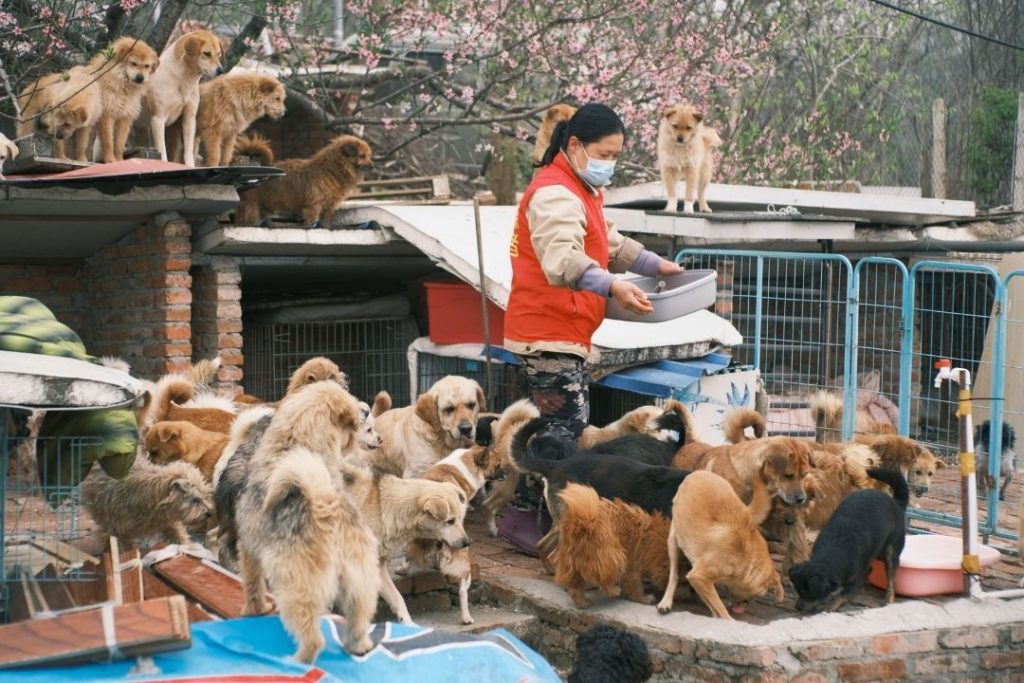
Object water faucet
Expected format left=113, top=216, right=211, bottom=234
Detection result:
left=933, top=358, right=952, bottom=389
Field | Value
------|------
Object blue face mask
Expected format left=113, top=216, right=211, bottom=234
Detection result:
left=575, top=146, right=616, bottom=187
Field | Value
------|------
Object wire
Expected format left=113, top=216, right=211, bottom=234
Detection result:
left=865, top=0, right=1024, bottom=53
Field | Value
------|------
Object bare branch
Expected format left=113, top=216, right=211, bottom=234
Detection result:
left=145, top=0, right=192, bottom=54
left=226, top=16, right=268, bottom=69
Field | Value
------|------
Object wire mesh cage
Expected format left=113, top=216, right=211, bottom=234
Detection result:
left=2, top=408, right=101, bottom=623
left=589, top=384, right=664, bottom=428
left=244, top=317, right=420, bottom=407
left=416, top=352, right=526, bottom=413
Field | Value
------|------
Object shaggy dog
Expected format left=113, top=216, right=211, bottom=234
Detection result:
left=232, top=382, right=377, bottom=661
left=478, top=399, right=542, bottom=535
left=371, top=375, right=486, bottom=478
left=657, top=471, right=784, bottom=619
left=17, top=69, right=103, bottom=161
left=657, top=102, right=722, bottom=213
left=189, top=72, right=285, bottom=166
left=338, top=461, right=472, bottom=625
left=285, top=356, right=349, bottom=396
left=0, top=132, right=17, bottom=178
left=789, top=467, right=909, bottom=612
left=568, top=624, right=653, bottom=683
left=145, top=420, right=229, bottom=482
left=533, top=103, right=577, bottom=164
left=234, top=135, right=373, bottom=228
left=89, top=37, right=161, bottom=162
left=81, top=459, right=213, bottom=547
left=398, top=444, right=503, bottom=624
left=856, top=433, right=945, bottom=498
left=553, top=483, right=672, bottom=608
left=144, top=30, right=223, bottom=166
left=975, top=419, right=1016, bottom=501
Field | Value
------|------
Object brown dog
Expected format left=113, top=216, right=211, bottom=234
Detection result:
left=533, top=103, right=576, bottom=163
left=856, top=433, right=946, bottom=498
left=16, top=71, right=101, bottom=160
left=234, top=135, right=373, bottom=228
left=478, top=399, right=542, bottom=535
left=148, top=378, right=237, bottom=433
left=657, top=102, right=722, bottom=213
left=682, top=434, right=812, bottom=507
left=657, top=470, right=784, bottom=619
left=146, top=420, right=229, bottom=482
left=398, top=445, right=503, bottom=624
left=92, top=37, right=161, bottom=163
left=553, top=483, right=672, bottom=608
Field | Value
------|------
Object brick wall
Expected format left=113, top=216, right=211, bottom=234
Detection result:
left=191, top=256, right=244, bottom=395
left=251, top=108, right=333, bottom=161
left=82, top=214, right=193, bottom=379
left=0, top=262, right=87, bottom=333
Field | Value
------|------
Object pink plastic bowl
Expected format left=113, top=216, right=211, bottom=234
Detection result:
left=868, top=534, right=1003, bottom=597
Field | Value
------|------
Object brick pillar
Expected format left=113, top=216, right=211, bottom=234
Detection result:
left=82, top=212, right=193, bottom=380
left=191, top=256, right=243, bottom=395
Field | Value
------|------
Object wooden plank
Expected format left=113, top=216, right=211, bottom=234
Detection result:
left=0, top=596, right=191, bottom=669
left=119, top=548, right=144, bottom=605
left=4, top=156, right=95, bottom=175
left=141, top=572, right=213, bottom=623
left=151, top=553, right=273, bottom=619
left=34, top=564, right=78, bottom=614
left=102, top=536, right=123, bottom=605
left=30, top=539, right=99, bottom=567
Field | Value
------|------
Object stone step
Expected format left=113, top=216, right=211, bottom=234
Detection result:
left=412, top=603, right=537, bottom=639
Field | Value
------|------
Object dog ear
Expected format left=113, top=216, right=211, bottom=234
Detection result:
left=421, top=493, right=449, bottom=521
left=65, top=106, right=88, bottom=127
left=934, top=458, right=947, bottom=469
left=415, top=392, right=440, bottom=427
left=692, top=110, right=704, bottom=123
left=475, top=384, right=486, bottom=412
left=183, top=34, right=203, bottom=57
left=260, top=79, right=280, bottom=94
left=340, top=140, right=361, bottom=157
left=662, top=105, right=677, bottom=119
left=159, top=426, right=177, bottom=443
left=472, top=446, right=491, bottom=469
left=332, top=395, right=360, bottom=432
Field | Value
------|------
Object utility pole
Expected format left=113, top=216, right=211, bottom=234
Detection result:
left=334, top=0, right=345, bottom=50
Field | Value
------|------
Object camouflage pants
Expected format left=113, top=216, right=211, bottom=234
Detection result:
left=518, top=352, right=590, bottom=441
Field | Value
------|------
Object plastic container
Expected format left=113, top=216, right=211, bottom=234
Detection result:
left=424, top=281, right=505, bottom=345
left=605, top=269, right=717, bottom=323
left=867, top=534, right=1003, bottom=597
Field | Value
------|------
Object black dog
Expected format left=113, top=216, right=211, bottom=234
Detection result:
left=511, top=417, right=690, bottom=518
left=974, top=420, right=1016, bottom=501
left=788, top=467, right=909, bottom=612
left=568, top=624, right=653, bottom=683
left=473, top=414, right=501, bottom=447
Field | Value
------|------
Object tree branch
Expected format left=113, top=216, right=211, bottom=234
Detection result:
left=102, top=2, right=128, bottom=46
left=145, top=0, right=191, bottom=54
left=226, top=16, right=268, bottom=69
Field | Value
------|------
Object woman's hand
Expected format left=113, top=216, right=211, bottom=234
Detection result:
left=610, top=279, right=653, bottom=315
left=657, top=259, right=685, bottom=275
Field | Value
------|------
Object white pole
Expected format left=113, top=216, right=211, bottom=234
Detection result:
left=931, top=97, right=947, bottom=199
left=1012, top=92, right=1024, bottom=212
left=334, top=0, right=345, bottom=50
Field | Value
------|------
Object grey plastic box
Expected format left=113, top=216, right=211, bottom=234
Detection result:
left=605, top=269, right=718, bottom=323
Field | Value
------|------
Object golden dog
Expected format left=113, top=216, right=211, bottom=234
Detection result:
left=146, top=420, right=229, bottom=482
left=533, top=103, right=576, bottom=163
left=92, top=37, right=160, bottom=162
left=658, top=102, right=722, bottom=213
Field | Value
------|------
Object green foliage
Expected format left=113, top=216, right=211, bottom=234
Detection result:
left=964, top=85, right=1018, bottom=208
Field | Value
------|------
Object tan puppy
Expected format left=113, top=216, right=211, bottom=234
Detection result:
left=145, top=30, right=222, bottom=166
left=284, top=356, right=348, bottom=397
left=146, top=420, right=229, bottom=482
left=17, top=71, right=103, bottom=161
left=684, top=434, right=812, bottom=506
left=658, top=102, right=722, bottom=213
left=553, top=483, right=673, bottom=608
left=0, top=132, right=18, bottom=178
left=479, top=399, right=542, bottom=535
left=92, top=37, right=160, bottom=162
left=657, top=470, right=784, bottom=619
left=399, top=445, right=502, bottom=624
left=234, top=135, right=372, bottom=228
left=533, top=103, right=576, bottom=163
left=181, top=72, right=286, bottom=166
left=371, top=375, right=485, bottom=478
left=856, top=433, right=946, bottom=498
left=339, top=460, right=472, bottom=625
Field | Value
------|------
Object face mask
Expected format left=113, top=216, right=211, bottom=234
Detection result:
left=574, top=144, right=616, bottom=187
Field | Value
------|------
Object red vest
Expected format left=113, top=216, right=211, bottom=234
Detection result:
left=505, top=154, right=610, bottom=352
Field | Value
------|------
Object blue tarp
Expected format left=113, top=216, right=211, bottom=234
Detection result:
left=593, top=353, right=732, bottom=398
left=5, top=616, right=561, bottom=682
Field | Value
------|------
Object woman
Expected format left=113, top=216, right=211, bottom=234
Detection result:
left=505, top=103, right=684, bottom=440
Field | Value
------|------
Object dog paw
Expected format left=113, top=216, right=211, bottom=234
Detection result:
left=395, top=561, right=410, bottom=576
left=656, top=602, right=672, bottom=615
left=460, top=615, right=475, bottom=626
left=683, top=202, right=695, bottom=214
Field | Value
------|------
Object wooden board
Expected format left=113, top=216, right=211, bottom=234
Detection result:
left=141, top=572, right=213, bottom=623
left=151, top=553, right=273, bottom=619
left=0, top=596, right=191, bottom=669
left=4, top=156, right=95, bottom=175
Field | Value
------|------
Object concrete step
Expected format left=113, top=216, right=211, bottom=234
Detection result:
left=413, top=603, right=537, bottom=639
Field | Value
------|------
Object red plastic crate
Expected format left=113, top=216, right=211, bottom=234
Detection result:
left=424, top=281, right=505, bottom=345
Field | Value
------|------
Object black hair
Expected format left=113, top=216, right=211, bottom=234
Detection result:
left=537, top=103, right=627, bottom=167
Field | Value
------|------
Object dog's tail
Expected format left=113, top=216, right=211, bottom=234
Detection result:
left=235, top=133, right=275, bottom=166
left=149, top=377, right=195, bottom=426
left=703, top=127, right=724, bottom=148
left=263, top=448, right=342, bottom=535
left=556, top=483, right=627, bottom=587
left=662, top=399, right=697, bottom=445
left=722, top=408, right=766, bottom=444
left=509, top=417, right=573, bottom=477
left=189, top=356, right=222, bottom=388
left=371, top=390, right=391, bottom=418
left=809, top=390, right=843, bottom=443
left=866, top=466, right=909, bottom=510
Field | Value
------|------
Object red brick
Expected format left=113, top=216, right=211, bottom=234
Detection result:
left=981, top=651, right=1024, bottom=669
left=914, top=653, right=970, bottom=675
left=215, top=319, right=242, bottom=334
left=217, top=336, right=242, bottom=351
left=165, top=258, right=192, bottom=271
left=217, top=366, right=244, bottom=382
left=940, top=628, right=1000, bottom=649
left=155, top=325, right=192, bottom=341
left=163, top=290, right=192, bottom=306
left=411, top=571, right=447, bottom=594
left=664, top=664, right=730, bottom=683
left=871, top=632, right=938, bottom=655
left=792, top=639, right=864, bottom=662
left=790, top=674, right=828, bottom=683
left=697, top=642, right=775, bottom=668
left=160, top=221, right=191, bottom=237
left=837, top=659, right=906, bottom=682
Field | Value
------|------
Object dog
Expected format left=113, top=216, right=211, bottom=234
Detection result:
left=809, top=389, right=898, bottom=442
left=0, top=132, right=19, bottom=178
left=284, top=356, right=349, bottom=396
left=88, top=37, right=160, bottom=163
left=145, top=420, right=229, bottom=482
left=657, top=470, right=784, bottom=619
left=398, top=444, right=503, bottom=624
left=578, top=399, right=690, bottom=449
left=789, top=467, right=909, bottom=612
left=144, top=30, right=223, bottom=166
left=17, top=69, right=102, bottom=161
left=657, top=103, right=722, bottom=213
left=337, top=460, right=472, bottom=625
left=370, top=375, right=485, bottom=478
left=534, top=103, right=577, bottom=164
left=553, top=483, right=673, bottom=608
left=856, top=433, right=945, bottom=498
left=478, top=399, right=542, bottom=535
left=975, top=420, right=1016, bottom=501
left=234, top=135, right=373, bottom=228
left=81, top=459, right=213, bottom=547
left=230, top=381, right=376, bottom=661
left=147, top=377, right=237, bottom=433
left=174, top=72, right=286, bottom=166
left=568, top=624, right=653, bottom=683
